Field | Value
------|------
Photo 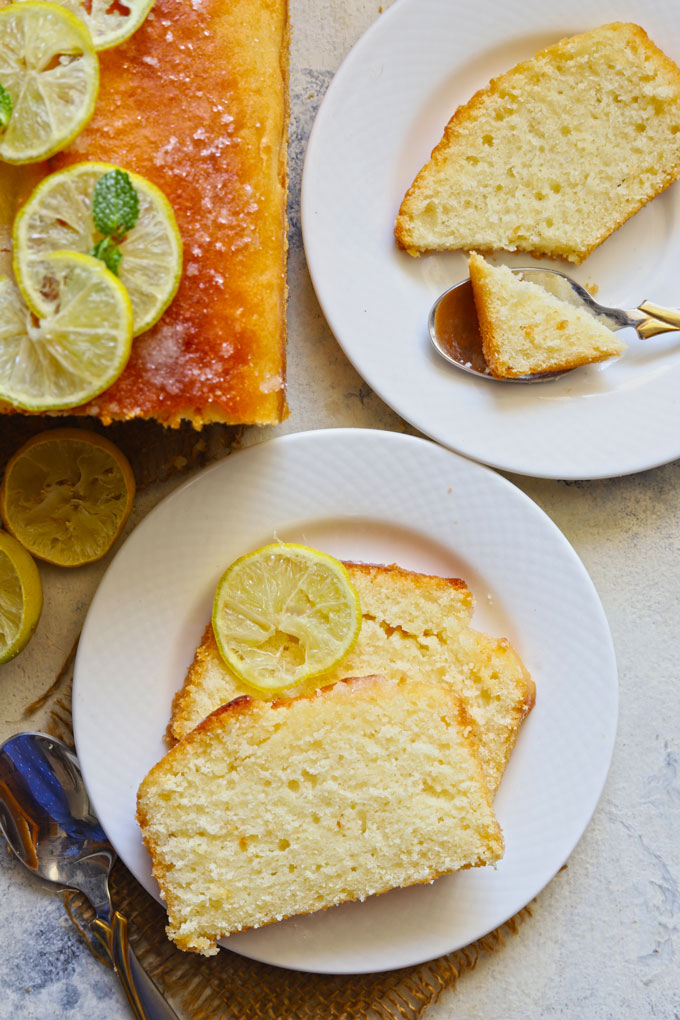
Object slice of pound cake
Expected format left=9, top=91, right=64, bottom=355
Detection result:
left=138, top=675, right=504, bottom=956
left=468, top=252, right=626, bottom=377
left=170, top=562, right=535, bottom=797
left=395, top=23, right=680, bottom=263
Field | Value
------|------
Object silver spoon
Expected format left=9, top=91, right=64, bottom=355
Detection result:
left=428, top=267, right=680, bottom=382
left=0, top=731, right=180, bottom=1020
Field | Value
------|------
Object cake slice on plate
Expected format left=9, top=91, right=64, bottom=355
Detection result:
left=138, top=675, right=504, bottom=956
left=395, top=23, right=680, bottom=264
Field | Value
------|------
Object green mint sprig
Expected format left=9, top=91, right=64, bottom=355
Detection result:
left=91, top=236, right=124, bottom=276
left=0, top=84, right=12, bottom=133
left=90, top=169, right=140, bottom=275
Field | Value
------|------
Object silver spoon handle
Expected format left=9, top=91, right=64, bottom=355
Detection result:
left=636, top=300, right=680, bottom=339
left=91, top=913, right=180, bottom=1020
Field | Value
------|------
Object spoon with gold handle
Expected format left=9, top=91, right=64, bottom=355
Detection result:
left=429, top=266, right=680, bottom=381
left=0, top=731, right=180, bottom=1020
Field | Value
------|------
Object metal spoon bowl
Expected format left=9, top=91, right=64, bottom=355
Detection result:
left=428, top=267, right=680, bottom=382
left=0, top=732, right=179, bottom=1020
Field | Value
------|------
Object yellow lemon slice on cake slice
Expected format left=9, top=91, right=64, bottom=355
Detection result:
left=0, top=251, right=133, bottom=412
left=16, top=0, right=156, bottom=51
left=14, top=163, right=183, bottom=337
left=212, top=543, right=362, bottom=694
left=0, top=2, right=99, bottom=164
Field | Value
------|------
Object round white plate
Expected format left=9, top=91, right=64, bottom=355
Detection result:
left=73, top=429, right=617, bottom=974
left=302, top=0, right=680, bottom=480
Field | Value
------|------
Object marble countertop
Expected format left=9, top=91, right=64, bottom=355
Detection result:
left=1, top=1, right=679, bottom=1017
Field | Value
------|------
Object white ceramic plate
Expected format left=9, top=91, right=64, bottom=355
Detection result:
left=302, top=0, right=680, bottom=480
left=73, top=429, right=617, bottom=974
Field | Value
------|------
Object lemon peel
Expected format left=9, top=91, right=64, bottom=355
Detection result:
left=1, top=429, right=136, bottom=568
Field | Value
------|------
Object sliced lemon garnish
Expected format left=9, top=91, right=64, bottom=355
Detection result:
left=0, top=1, right=99, bottom=165
left=1, top=428, right=136, bottom=567
left=0, top=529, right=43, bottom=663
left=17, top=0, right=156, bottom=51
left=0, top=251, right=133, bottom=412
left=13, top=162, right=183, bottom=336
left=212, top=543, right=362, bottom=694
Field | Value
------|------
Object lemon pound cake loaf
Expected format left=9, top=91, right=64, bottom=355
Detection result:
left=395, top=23, right=680, bottom=264
left=468, top=252, right=626, bottom=377
left=138, top=676, right=504, bottom=955
left=170, top=562, right=534, bottom=796
left=47, top=0, right=288, bottom=426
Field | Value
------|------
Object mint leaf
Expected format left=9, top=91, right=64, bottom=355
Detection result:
left=92, top=169, right=140, bottom=240
left=0, top=84, right=12, bottom=133
left=91, top=236, right=123, bottom=276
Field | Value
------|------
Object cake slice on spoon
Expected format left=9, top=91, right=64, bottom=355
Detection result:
left=468, top=252, right=626, bottom=378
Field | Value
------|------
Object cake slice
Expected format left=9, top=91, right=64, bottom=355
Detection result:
left=468, top=252, right=626, bottom=377
left=138, top=675, right=504, bottom=956
left=395, top=23, right=680, bottom=264
left=170, top=562, right=534, bottom=796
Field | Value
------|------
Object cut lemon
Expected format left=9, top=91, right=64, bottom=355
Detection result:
left=14, top=162, right=183, bottom=336
left=0, top=2, right=99, bottom=164
left=212, top=543, right=362, bottom=694
left=0, top=251, right=133, bottom=412
left=0, top=529, right=43, bottom=663
left=17, top=0, right=156, bottom=51
left=1, top=428, right=136, bottom=567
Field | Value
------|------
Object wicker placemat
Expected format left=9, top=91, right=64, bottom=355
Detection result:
left=64, top=871, right=531, bottom=1020
left=10, top=420, right=533, bottom=1019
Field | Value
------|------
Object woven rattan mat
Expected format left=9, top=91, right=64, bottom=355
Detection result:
left=10, top=417, right=533, bottom=1020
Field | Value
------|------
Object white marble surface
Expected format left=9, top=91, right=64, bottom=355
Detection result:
left=1, top=1, right=680, bottom=1017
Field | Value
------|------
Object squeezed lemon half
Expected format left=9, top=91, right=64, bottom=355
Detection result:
left=0, top=2, right=99, bottom=164
left=1, top=428, right=136, bottom=567
left=212, top=543, right=362, bottom=694
left=17, top=0, right=156, bottom=51
left=0, top=251, right=133, bottom=412
left=14, top=163, right=183, bottom=336
left=0, top=529, right=43, bottom=663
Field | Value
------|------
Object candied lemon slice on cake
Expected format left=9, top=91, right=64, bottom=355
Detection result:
left=0, top=529, right=43, bottom=663
left=14, top=163, right=183, bottom=337
left=212, top=543, right=362, bottom=694
left=0, top=2, right=99, bottom=164
left=1, top=428, right=135, bottom=567
left=0, top=251, right=133, bottom=412
left=16, top=0, right=156, bottom=51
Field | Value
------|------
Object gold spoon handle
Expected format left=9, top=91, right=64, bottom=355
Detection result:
left=636, top=300, right=680, bottom=338
left=92, top=914, right=146, bottom=1020
left=92, top=913, right=178, bottom=1020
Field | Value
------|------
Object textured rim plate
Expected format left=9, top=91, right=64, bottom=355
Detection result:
left=302, top=0, right=680, bottom=480
left=73, top=429, right=617, bottom=974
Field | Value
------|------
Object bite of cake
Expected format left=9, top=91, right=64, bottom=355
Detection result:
left=468, top=252, right=626, bottom=378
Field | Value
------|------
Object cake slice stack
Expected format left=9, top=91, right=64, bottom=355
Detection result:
left=136, top=560, right=534, bottom=954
